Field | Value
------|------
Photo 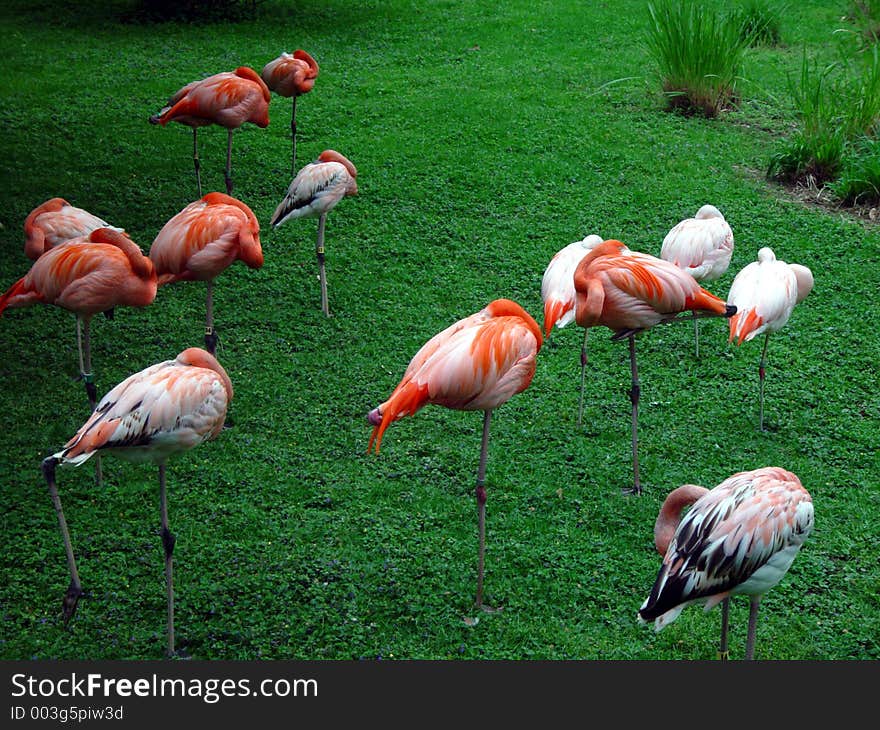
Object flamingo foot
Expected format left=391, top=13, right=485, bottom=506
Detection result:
left=62, top=580, right=83, bottom=626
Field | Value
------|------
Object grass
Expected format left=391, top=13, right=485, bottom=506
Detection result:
left=645, top=0, right=754, bottom=116
left=0, top=0, right=878, bottom=661
left=832, top=137, right=880, bottom=205
left=730, top=0, right=785, bottom=47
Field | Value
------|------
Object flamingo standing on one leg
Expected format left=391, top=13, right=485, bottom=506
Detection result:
left=41, top=347, right=233, bottom=657
left=540, top=234, right=605, bottom=426
left=573, top=239, right=735, bottom=495
left=660, top=204, right=734, bottom=358
left=367, top=298, right=543, bottom=615
left=638, top=466, right=814, bottom=660
left=149, top=192, right=264, bottom=354
left=270, top=150, right=358, bottom=317
left=0, top=227, right=157, bottom=409
left=23, top=197, right=121, bottom=261
left=261, top=50, right=319, bottom=176
left=726, top=247, right=814, bottom=431
left=149, top=67, right=270, bottom=197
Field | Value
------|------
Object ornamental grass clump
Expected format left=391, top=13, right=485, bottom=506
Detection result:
left=645, top=0, right=755, bottom=117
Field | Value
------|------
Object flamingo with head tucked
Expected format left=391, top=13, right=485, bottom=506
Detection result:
left=660, top=204, right=734, bottom=357
left=150, top=67, right=270, bottom=197
left=271, top=150, right=358, bottom=316
left=573, top=239, right=735, bottom=495
left=23, top=197, right=120, bottom=261
left=0, top=227, right=157, bottom=409
left=261, top=50, right=319, bottom=175
left=726, top=247, right=813, bottom=430
left=639, top=467, right=814, bottom=660
left=42, top=347, right=233, bottom=657
left=149, top=192, right=264, bottom=354
left=367, top=298, right=543, bottom=614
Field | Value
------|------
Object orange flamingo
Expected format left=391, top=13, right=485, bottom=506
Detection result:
left=573, top=239, right=735, bottom=495
left=0, top=227, right=157, bottom=409
left=42, top=347, right=233, bottom=657
left=660, top=204, right=734, bottom=357
left=261, top=50, right=319, bottom=175
left=149, top=192, right=264, bottom=354
left=541, top=234, right=605, bottom=425
left=24, top=197, right=120, bottom=261
left=726, top=247, right=814, bottom=430
left=367, top=299, right=543, bottom=613
left=638, top=467, right=814, bottom=660
left=149, top=67, right=270, bottom=197
left=270, top=150, right=358, bottom=316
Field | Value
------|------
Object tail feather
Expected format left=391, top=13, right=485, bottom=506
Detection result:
left=542, top=298, right=571, bottom=338
left=367, top=381, right=430, bottom=454
left=0, top=277, right=28, bottom=316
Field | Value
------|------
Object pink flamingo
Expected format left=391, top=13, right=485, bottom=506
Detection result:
left=23, top=197, right=120, bottom=261
left=149, top=192, right=264, bottom=354
left=726, top=247, right=814, bottom=430
left=261, top=50, right=319, bottom=175
left=660, top=204, right=734, bottom=357
left=270, top=150, right=358, bottom=316
left=150, top=67, right=270, bottom=197
left=573, top=239, right=735, bottom=494
left=639, top=467, right=814, bottom=660
left=42, top=347, right=233, bottom=657
left=367, top=298, right=543, bottom=613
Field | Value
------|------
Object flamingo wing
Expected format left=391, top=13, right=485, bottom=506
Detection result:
left=727, top=255, right=798, bottom=344
left=541, top=235, right=603, bottom=336
left=661, top=216, right=733, bottom=282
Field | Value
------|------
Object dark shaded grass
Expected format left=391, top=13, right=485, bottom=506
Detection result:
left=0, top=1, right=878, bottom=661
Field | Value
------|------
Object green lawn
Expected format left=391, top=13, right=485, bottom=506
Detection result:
left=0, top=0, right=877, bottom=660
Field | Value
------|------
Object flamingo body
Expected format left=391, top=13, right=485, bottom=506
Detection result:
left=0, top=228, right=156, bottom=316
left=541, top=234, right=604, bottom=337
left=368, top=298, right=543, bottom=453
left=574, top=239, right=733, bottom=334
left=150, top=192, right=263, bottom=285
left=150, top=67, right=270, bottom=130
left=24, top=197, right=119, bottom=261
left=270, top=150, right=358, bottom=227
left=261, top=50, right=319, bottom=97
left=53, top=348, right=233, bottom=466
left=638, top=467, right=814, bottom=653
left=727, top=247, right=813, bottom=345
left=660, top=204, right=734, bottom=283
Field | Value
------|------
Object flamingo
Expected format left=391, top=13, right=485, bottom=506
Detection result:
left=726, top=247, right=814, bottom=430
left=149, top=67, right=270, bottom=197
left=24, top=197, right=120, bottom=261
left=540, top=233, right=605, bottom=426
left=638, top=466, right=814, bottom=660
left=0, top=227, right=157, bottom=410
left=367, top=298, right=543, bottom=614
left=573, top=239, right=735, bottom=495
left=41, top=347, right=233, bottom=657
left=270, top=150, right=358, bottom=317
left=261, top=50, right=319, bottom=175
left=149, top=192, right=264, bottom=354
left=660, top=204, right=734, bottom=357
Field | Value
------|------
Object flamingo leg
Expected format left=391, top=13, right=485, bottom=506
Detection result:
left=577, top=329, right=589, bottom=427
left=718, top=597, right=730, bottom=660
left=159, top=463, right=176, bottom=657
left=290, top=95, right=298, bottom=177
left=204, top=279, right=218, bottom=354
left=627, top=334, right=642, bottom=495
left=41, top=457, right=83, bottom=626
left=225, top=129, right=234, bottom=196
left=745, top=595, right=761, bottom=660
left=316, top=213, right=329, bottom=316
left=758, top=332, right=770, bottom=430
left=77, top=315, right=102, bottom=485
left=475, top=409, right=493, bottom=612
left=192, top=127, right=202, bottom=198
left=693, top=312, right=700, bottom=359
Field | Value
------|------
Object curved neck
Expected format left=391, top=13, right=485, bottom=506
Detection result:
left=654, top=484, right=709, bottom=555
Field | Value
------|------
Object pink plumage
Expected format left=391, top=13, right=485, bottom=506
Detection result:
left=541, top=234, right=604, bottom=338
left=261, top=50, right=319, bottom=97
left=660, top=204, right=734, bottom=283
left=23, top=197, right=120, bottom=261
left=270, top=150, right=358, bottom=226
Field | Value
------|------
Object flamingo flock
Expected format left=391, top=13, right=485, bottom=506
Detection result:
left=1, top=42, right=821, bottom=661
